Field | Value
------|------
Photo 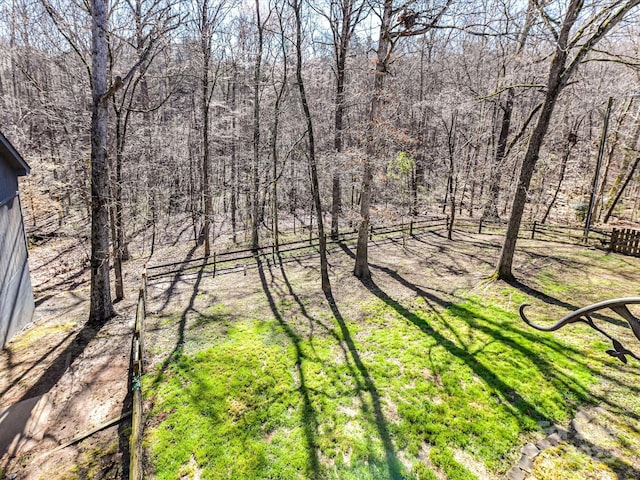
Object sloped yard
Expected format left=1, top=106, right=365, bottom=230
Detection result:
left=142, top=232, right=640, bottom=479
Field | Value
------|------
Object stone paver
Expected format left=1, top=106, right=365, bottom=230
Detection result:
left=502, top=406, right=608, bottom=479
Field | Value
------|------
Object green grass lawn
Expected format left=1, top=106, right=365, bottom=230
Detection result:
left=142, top=234, right=640, bottom=479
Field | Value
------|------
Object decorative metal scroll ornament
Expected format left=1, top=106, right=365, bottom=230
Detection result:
left=520, top=297, right=640, bottom=364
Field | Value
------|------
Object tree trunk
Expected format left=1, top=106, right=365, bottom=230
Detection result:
left=89, top=0, right=114, bottom=324
left=497, top=87, right=565, bottom=278
left=331, top=67, right=345, bottom=237
left=411, top=158, right=419, bottom=219
left=604, top=106, right=640, bottom=221
left=331, top=0, right=358, bottom=239
left=496, top=0, right=640, bottom=278
left=201, top=0, right=212, bottom=256
left=467, top=143, right=479, bottom=217
left=230, top=75, right=238, bottom=244
left=482, top=1, right=534, bottom=221
left=603, top=156, right=640, bottom=223
left=271, top=32, right=287, bottom=253
left=294, top=0, right=330, bottom=292
left=111, top=108, right=124, bottom=300
left=496, top=0, right=579, bottom=279
left=446, top=113, right=457, bottom=240
left=354, top=0, right=392, bottom=280
left=251, top=0, right=263, bottom=251
left=483, top=89, right=513, bottom=220
left=540, top=130, right=575, bottom=224
left=596, top=98, right=634, bottom=221
left=354, top=160, right=373, bottom=278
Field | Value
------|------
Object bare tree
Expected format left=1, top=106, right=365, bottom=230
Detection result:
left=196, top=0, right=227, bottom=255
left=290, top=0, right=331, bottom=292
left=481, top=0, right=537, bottom=221
left=540, top=124, right=579, bottom=224
left=354, top=0, right=452, bottom=280
left=322, top=0, right=366, bottom=239
left=251, top=0, right=266, bottom=250
left=109, top=0, right=179, bottom=299
left=496, top=0, right=640, bottom=280
left=89, top=0, right=114, bottom=323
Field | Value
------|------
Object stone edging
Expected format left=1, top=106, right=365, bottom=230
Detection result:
left=503, top=407, right=606, bottom=480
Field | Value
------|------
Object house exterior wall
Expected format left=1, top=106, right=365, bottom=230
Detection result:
left=0, top=158, right=18, bottom=203
left=0, top=158, right=34, bottom=347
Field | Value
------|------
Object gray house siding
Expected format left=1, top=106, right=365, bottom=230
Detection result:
left=0, top=150, right=34, bottom=347
left=0, top=158, right=19, bottom=203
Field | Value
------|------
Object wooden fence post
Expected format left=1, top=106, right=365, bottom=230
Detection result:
left=141, top=269, right=147, bottom=310
left=531, top=221, right=537, bottom=240
left=478, top=218, right=483, bottom=234
left=610, top=228, right=618, bottom=252
left=624, top=228, right=631, bottom=255
left=130, top=278, right=146, bottom=480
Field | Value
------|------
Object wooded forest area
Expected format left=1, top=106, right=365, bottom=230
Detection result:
left=1, top=0, right=640, bottom=322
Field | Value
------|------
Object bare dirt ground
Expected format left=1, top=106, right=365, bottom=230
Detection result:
left=0, top=233, right=143, bottom=479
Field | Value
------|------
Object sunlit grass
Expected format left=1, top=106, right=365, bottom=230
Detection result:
left=141, top=236, right=640, bottom=479
left=144, top=281, right=607, bottom=479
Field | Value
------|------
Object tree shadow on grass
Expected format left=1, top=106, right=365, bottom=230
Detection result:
left=338, top=239, right=627, bottom=379
left=274, top=254, right=337, bottom=358
left=445, top=302, right=596, bottom=401
left=324, top=291, right=404, bottom=479
left=563, top=419, right=640, bottom=479
left=255, top=254, right=321, bottom=479
left=337, top=240, right=554, bottom=427
left=272, top=253, right=405, bottom=479
left=505, top=279, right=633, bottom=330
left=269, top=252, right=403, bottom=478
left=362, top=277, right=552, bottom=425
left=143, top=257, right=209, bottom=474
left=387, top=264, right=640, bottom=421
left=505, top=279, right=579, bottom=311
left=376, top=259, right=640, bottom=407
left=150, top=256, right=206, bottom=388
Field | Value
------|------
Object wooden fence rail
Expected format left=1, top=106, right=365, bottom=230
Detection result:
left=146, top=216, right=447, bottom=279
left=530, top=223, right=611, bottom=247
left=453, top=217, right=611, bottom=247
left=610, top=228, right=640, bottom=256
left=145, top=215, right=624, bottom=281
left=129, top=270, right=147, bottom=480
